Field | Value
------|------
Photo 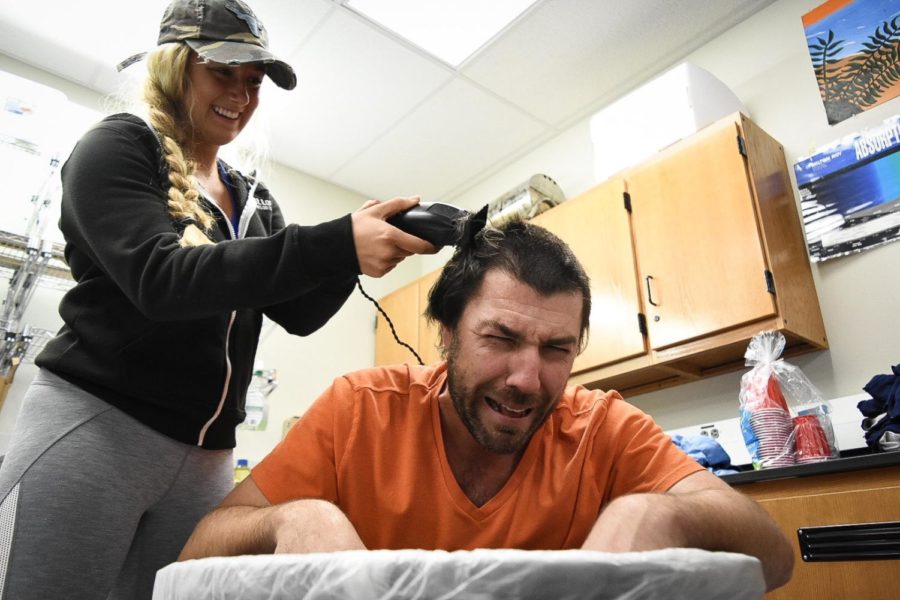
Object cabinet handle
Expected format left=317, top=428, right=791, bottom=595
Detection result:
left=645, top=275, right=658, bottom=306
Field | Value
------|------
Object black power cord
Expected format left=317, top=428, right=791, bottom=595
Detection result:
left=356, top=277, right=424, bottom=366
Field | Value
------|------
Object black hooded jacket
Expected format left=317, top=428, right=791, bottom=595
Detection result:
left=36, top=113, right=359, bottom=449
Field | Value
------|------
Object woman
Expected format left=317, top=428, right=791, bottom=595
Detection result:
left=0, top=1, right=433, bottom=598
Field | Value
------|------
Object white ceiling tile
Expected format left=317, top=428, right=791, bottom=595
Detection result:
left=253, top=0, right=334, bottom=59
left=331, top=77, right=548, bottom=201
left=0, top=0, right=779, bottom=206
left=463, top=0, right=776, bottom=127
left=0, top=0, right=167, bottom=86
left=263, top=7, right=452, bottom=181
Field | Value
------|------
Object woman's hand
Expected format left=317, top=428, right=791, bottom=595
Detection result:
left=351, top=196, right=438, bottom=277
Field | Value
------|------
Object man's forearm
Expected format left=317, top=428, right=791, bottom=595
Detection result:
left=179, top=505, right=279, bottom=560
left=583, top=488, right=793, bottom=591
left=179, top=498, right=367, bottom=560
left=663, top=488, right=793, bottom=590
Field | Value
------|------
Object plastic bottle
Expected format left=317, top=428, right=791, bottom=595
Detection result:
left=234, top=458, right=251, bottom=484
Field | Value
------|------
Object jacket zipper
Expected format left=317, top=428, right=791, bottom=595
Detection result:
left=194, top=172, right=259, bottom=446
left=198, top=311, right=236, bottom=446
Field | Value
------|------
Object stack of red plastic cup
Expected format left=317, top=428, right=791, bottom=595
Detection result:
left=750, top=408, right=796, bottom=468
left=748, top=374, right=796, bottom=468
left=793, top=414, right=831, bottom=464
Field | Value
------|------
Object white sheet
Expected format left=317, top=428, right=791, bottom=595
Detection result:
left=153, top=548, right=765, bottom=600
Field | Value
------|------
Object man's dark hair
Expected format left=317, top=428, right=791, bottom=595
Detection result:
left=426, top=219, right=591, bottom=351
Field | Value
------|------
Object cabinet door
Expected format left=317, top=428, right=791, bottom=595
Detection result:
left=532, top=179, right=646, bottom=373
left=374, top=280, right=420, bottom=366
left=417, top=269, right=443, bottom=365
left=626, top=121, right=776, bottom=350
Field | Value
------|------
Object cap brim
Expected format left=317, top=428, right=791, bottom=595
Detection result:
left=186, top=39, right=297, bottom=90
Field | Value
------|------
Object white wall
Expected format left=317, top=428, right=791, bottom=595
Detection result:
left=232, top=163, right=425, bottom=463
left=436, top=0, right=900, bottom=434
left=0, top=54, right=95, bottom=452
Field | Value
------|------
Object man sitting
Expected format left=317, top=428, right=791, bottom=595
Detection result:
left=179, top=220, right=793, bottom=591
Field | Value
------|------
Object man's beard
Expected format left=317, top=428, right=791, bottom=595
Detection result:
left=445, top=336, right=556, bottom=455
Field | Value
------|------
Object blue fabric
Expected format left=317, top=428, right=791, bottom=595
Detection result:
left=671, top=434, right=739, bottom=476
left=857, top=364, right=900, bottom=450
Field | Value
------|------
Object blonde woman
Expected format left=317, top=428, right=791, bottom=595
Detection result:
left=0, top=1, right=433, bottom=598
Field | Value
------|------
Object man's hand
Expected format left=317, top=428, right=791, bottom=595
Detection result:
left=178, top=477, right=365, bottom=560
left=581, top=470, right=794, bottom=592
left=268, top=499, right=366, bottom=554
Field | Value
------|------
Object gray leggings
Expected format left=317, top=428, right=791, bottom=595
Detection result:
left=0, top=370, right=234, bottom=600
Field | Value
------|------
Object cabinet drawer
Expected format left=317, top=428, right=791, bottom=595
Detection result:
left=735, top=467, right=900, bottom=599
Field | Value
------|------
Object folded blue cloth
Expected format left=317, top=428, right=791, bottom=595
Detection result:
left=858, top=364, right=900, bottom=451
left=671, top=434, right=739, bottom=476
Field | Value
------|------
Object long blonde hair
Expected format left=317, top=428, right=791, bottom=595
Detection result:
left=143, top=43, right=214, bottom=246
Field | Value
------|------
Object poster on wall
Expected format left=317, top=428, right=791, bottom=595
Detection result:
left=803, top=0, right=900, bottom=125
left=794, top=114, right=900, bottom=262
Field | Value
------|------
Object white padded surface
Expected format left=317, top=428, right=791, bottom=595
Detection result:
left=153, top=548, right=765, bottom=600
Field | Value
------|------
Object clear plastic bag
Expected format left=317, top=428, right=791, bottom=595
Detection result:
left=739, top=331, right=839, bottom=469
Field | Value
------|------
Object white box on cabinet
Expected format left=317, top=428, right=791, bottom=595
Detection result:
left=590, top=62, right=746, bottom=182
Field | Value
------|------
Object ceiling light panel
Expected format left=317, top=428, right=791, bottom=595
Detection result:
left=344, top=0, right=538, bottom=67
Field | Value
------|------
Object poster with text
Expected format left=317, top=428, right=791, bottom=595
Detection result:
left=804, top=0, right=900, bottom=125
left=794, top=114, right=900, bottom=261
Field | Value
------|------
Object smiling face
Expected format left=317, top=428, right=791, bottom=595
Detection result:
left=184, top=55, right=265, bottom=153
left=442, top=269, right=582, bottom=455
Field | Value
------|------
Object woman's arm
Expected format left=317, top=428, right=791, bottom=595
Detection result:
left=62, top=119, right=432, bottom=323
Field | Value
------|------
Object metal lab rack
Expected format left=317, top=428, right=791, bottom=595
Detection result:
left=0, top=322, right=54, bottom=409
left=0, top=230, right=72, bottom=292
left=0, top=322, right=53, bottom=375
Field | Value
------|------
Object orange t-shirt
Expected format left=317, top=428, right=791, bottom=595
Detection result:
left=252, top=363, right=702, bottom=550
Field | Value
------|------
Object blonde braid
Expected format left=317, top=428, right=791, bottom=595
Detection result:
left=144, top=44, right=215, bottom=247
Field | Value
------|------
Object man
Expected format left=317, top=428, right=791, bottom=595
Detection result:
left=180, top=221, right=793, bottom=591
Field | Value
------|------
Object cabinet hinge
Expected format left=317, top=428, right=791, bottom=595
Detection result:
left=764, top=270, right=776, bottom=295
left=637, top=312, right=648, bottom=336
left=623, top=191, right=632, bottom=213
left=737, top=135, right=748, bottom=157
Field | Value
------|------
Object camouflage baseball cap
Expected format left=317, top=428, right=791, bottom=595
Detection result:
left=158, top=0, right=296, bottom=90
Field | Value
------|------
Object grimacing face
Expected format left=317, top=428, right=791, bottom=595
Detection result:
left=443, top=270, right=582, bottom=454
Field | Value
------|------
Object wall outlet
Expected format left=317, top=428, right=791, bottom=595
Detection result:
left=699, top=424, right=720, bottom=439
left=667, top=418, right=750, bottom=466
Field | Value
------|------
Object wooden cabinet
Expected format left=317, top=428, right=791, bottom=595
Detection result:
left=374, top=279, right=420, bottom=366
left=416, top=269, right=443, bottom=365
left=731, top=465, right=900, bottom=599
left=542, top=113, right=826, bottom=395
left=374, top=269, right=442, bottom=366
left=373, top=113, right=827, bottom=395
left=626, top=119, right=777, bottom=350
left=530, top=178, right=646, bottom=373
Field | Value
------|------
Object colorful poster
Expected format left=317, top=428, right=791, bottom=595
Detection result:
left=804, top=0, right=900, bottom=125
left=794, top=114, right=900, bottom=261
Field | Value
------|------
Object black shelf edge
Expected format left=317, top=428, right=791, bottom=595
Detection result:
left=721, top=450, right=900, bottom=485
